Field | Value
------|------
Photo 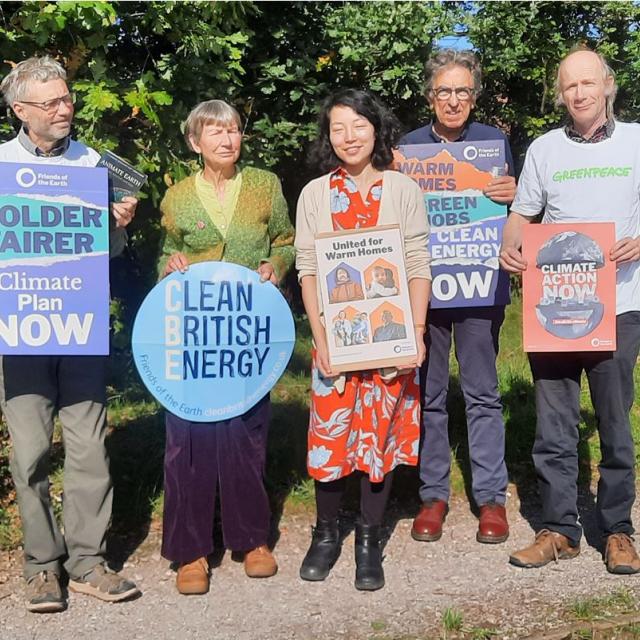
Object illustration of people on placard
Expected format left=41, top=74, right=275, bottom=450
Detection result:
left=331, top=307, right=372, bottom=347
left=332, top=310, right=353, bottom=347
left=365, top=259, right=400, bottom=299
left=328, top=263, right=365, bottom=304
left=351, top=312, right=370, bottom=345
left=372, top=302, right=407, bottom=343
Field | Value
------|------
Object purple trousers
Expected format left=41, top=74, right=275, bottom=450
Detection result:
left=161, top=397, right=271, bottom=564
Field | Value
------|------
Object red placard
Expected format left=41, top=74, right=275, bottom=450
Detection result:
left=522, top=223, right=616, bottom=352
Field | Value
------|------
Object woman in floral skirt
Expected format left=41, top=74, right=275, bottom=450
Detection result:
left=295, top=89, right=431, bottom=590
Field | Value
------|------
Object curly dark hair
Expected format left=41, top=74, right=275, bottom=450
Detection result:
left=307, top=89, right=401, bottom=174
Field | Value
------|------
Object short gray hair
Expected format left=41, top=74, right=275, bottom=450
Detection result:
left=554, top=45, right=618, bottom=116
left=184, top=99, right=242, bottom=151
left=0, top=56, right=67, bottom=106
left=424, top=49, right=482, bottom=98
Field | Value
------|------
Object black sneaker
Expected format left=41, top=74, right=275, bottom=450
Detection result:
left=26, top=571, right=66, bottom=613
left=68, top=563, right=140, bottom=602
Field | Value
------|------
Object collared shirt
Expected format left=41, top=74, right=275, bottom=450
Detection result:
left=564, top=118, right=616, bottom=144
left=399, top=121, right=515, bottom=176
left=17, top=126, right=70, bottom=157
left=1, top=131, right=128, bottom=258
left=194, top=168, right=243, bottom=239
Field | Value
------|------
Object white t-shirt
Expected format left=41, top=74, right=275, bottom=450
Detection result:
left=0, top=136, right=126, bottom=256
left=512, top=122, right=640, bottom=314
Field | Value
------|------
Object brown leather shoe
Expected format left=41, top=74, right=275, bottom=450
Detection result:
left=605, top=533, right=640, bottom=575
left=411, top=499, right=448, bottom=542
left=244, top=545, right=278, bottom=578
left=176, top=557, right=209, bottom=595
left=477, top=503, right=509, bottom=544
left=509, top=529, right=580, bottom=568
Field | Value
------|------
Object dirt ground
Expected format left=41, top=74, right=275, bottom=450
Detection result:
left=1, top=487, right=640, bottom=640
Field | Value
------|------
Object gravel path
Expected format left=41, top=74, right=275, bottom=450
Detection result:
left=2, top=488, right=640, bottom=640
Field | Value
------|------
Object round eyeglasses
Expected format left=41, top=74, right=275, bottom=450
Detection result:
left=432, top=87, right=475, bottom=102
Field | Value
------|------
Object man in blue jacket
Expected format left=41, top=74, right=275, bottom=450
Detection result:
left=402, top=49, right=516, bottom=546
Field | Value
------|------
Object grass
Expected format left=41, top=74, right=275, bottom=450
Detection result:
left=569, top=589, right=637, bottom=622
left=370, top=620, right=387, bottom=632
left=552, top=618, right=640, bottom=640
left=1, top=297, right=640, bottom=555
left=442, top=607, right=464, bottom=635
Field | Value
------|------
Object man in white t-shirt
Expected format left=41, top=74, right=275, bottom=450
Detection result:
left=0, top=56, right=139, bottom=612
left=500, top=47, right=640, bottom=574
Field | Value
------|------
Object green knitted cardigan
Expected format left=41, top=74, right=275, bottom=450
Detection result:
left=157, top=166, right=295, bottom=280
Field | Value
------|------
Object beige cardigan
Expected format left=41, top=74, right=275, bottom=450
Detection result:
left=295, top=170, right=431, bottom=386
left=295, top=169, right=431, bottom=283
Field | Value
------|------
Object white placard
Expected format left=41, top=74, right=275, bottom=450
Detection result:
left=315, top=225, right=417, bottom=372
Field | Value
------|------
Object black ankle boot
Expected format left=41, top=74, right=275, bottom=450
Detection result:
left=354, top=522, right=384, bottom=591
left=299, top=518, right=341, bottom=581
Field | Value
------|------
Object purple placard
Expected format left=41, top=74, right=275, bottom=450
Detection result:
left=0, top=162, right=109, bottom=354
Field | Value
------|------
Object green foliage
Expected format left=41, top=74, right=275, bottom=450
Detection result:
left=465, top=1, right=640, bottom=165
left=0, top=1, right=454, bottom=199
left=3, top=0, right=640, bottom=563
left=2, top=0, right=640, bottom=191
left=322, top=1, right=455, bottom=128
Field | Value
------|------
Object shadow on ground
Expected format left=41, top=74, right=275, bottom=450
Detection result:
left=384, top=372, right=601, bottom=551
left=106, top=408, right=165, bottom=568
left=0, top=319, right=606, bottom=566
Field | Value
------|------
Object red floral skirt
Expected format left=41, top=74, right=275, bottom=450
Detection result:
left=307, top=353, right=420, bottom=483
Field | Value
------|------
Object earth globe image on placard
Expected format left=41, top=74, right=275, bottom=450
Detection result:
left=535, top=231, right=605, bottom=339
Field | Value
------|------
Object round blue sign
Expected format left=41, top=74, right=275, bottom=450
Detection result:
left=132, top=261, right=295, bottom=421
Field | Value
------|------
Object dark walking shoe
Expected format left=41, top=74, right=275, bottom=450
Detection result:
left=26, top=571, right=66, bottom=613
left=411, top=499, right=448, bottom=542
left=300, top=518, right=341, bottom=581
left=69, top=563, right=140, bottom=602
left=354, top=523, right=384, bottom=591
left=605, top=533, right=640, bottom=575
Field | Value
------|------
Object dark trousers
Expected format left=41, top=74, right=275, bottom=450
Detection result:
left=529, top=311, right=640, bottom=546
left=315, top=471, right=394, bottom=526
left=419, top=306, right=508, bottom=505
left=161, top=397, right=271, bottom=564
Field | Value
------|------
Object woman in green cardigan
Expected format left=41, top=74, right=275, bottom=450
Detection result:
left=158, top=99, right=295, bottom=595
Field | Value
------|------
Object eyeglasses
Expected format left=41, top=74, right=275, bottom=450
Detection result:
left=17, top=92, right=76, bottom=114
left=432, top=87, right=475, bottom=102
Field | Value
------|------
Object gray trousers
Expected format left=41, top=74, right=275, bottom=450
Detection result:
left=0, top=355, right=111, bottom=580
left=419, top=306, right=508, bottom=506
left=528, top=311, right=640, bottom=546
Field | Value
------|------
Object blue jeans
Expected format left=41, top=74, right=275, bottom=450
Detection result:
left=419, top=306, right=508, bottom=506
